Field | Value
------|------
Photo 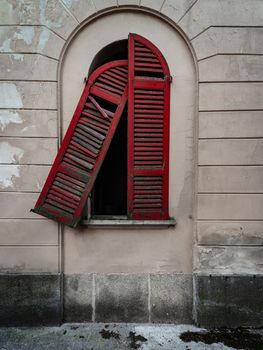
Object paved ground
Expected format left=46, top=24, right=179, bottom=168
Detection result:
left=0, top=323, right=262, bottom=350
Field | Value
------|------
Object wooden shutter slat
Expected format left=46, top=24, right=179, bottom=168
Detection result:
left=128, top=33, right=170, bottom=220
left=32, top=60, right=128, bottom=227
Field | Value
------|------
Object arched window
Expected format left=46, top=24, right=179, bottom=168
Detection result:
left=32, top=34, right=171, bottom=227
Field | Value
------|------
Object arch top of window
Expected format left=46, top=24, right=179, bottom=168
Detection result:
left=89, top=39, right=128, bottom=77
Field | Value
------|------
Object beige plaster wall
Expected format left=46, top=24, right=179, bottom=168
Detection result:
left=61, top=11, right=196, bottom=274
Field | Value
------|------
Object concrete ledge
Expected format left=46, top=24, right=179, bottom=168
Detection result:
left=194, top=274, right=263, bottom=328
left=0, top=274, right=61, bottom=326
left=82, top=219, right=176, bottom=228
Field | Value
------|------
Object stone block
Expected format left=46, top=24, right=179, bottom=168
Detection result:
left=150, top=274, right=193, bottom=323
left=0, top=26, right=65, bottom=60
left=180, top=0, right=263, bottom=39
left=0, top=246, right=58, bottom=273
left=0, top=109, right=57, bottom=137
left=94, top=0, right=117, bottom=11
left=199, top=111, right=263, bottom=138
left=118, top=0, right=140, bottom=5
left=0, top=219, right=58, bottom=246
left=192, top=27, right=263, bottom=60
left=0, top=54, right=57, bottom=81
left=197, top=221, right=263, bottom=246
left=194, top=274, right=263, bottom=328
left=0, top=0, right=77, bottom=39
left=199, top=139, right=263, bottom=165
left=0, top=138, right=57, bottom=165
left=198, top=166, right=263, bottom=193
left=161, top=0, right=196, bottom=23
left=0, top=274, right=61, bottom=326
left=140, top=0, right=164, bottom=11
left=0, top=192, right=39, bottom=219
left=61, top=0, right=96, bottom=23
left=199, top=55, right=263, bottom=82
left=95, top=274, right=148, bottom=322
left=0, top=165, right=50, bottom=192
left=195, top=246, right=263, bottom=275
left=200, top=83, right=263, bottom=111
left=64, top=274, right=93, bottom=322
left=197, top=194, right=263, bottom=220
left=0, top=82, right=57, bottom=109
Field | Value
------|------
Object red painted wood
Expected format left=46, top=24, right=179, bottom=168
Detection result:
left=32, top=60, right=128, bottom=227
left=128, top=33, right=171, bottom=220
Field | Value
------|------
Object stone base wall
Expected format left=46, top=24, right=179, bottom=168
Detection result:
left=0, top=273, right=262, bottom=327
left=0, top=274, right=61, bottom=326
left=64, top=273, right=193, bottom=324
left=194, top=274, right=263, bottom=328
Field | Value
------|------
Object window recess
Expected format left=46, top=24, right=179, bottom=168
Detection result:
left=32, top=34, right=174, bottom=228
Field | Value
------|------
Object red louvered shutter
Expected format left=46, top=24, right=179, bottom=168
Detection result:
left=128, top=33, right=170, bottom=220
left=32, top=60, right=128, bottom=227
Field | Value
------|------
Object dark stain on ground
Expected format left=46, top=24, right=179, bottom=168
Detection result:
left=128, top=331, right=147, bottom=349
left=100, top=328, right=120, bottom=340
left=63, top=330, right=67, bottom=335
left=180, top=327, right=263, bottom=350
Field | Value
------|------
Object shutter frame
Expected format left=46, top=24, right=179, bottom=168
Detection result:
left=32, top=60, right=128, bottom=227
left=128, top=33, right=171, bottom=220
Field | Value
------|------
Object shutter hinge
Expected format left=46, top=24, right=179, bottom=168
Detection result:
left=84, top=75, right=88, bottom=84
left=169, top=75, right=173, bottom=83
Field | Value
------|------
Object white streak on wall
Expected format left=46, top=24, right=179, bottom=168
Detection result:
left=0, top=111, right=22, bottom=132
left=14, top=27, right=34, bottom=45
left=0, top=142, right=24, bottom=163
left=0, top=165, right=20, bottom=188
left=0, top=83, right=23, bottom=108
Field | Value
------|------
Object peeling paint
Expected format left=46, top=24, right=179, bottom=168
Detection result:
left=11, top=54, right=24, bottom=61
left=39, top=0, right=64, bottom=29
left=0, top=83, right=23, bottom=108
left=62, top=0, right=73, bottom=8
left=37, top=27, right=50, bottom=53
left=0, top=142, right=24, bottom=163
left=0, top=165, right=20, bottom=188
left=0, top=38, right=11, bottom=52
left=0, top=111, right=22, bottom=132
left=14, top=27, right=35, bottom=45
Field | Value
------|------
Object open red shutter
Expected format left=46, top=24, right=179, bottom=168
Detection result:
left=128, top=34, right=170, bottom=220
left=32, top=60, right=128, bottom=227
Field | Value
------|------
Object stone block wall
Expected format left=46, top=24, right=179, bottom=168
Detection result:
left=0, top=0, right=262, bottom=326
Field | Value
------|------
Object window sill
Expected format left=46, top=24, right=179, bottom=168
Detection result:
left=81, top=218, right=176, bottom=228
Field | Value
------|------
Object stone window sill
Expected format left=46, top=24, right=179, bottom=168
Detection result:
left=81, top=217, right=176, bottom=228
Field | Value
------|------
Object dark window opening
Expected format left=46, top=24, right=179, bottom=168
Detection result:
left=91, top=106, right=127, bottom=216
left=89, top=39, right=128, bottom=76
left=135, top=70, right=164, bottom=79
left=89, top=39, right=128, bottom=217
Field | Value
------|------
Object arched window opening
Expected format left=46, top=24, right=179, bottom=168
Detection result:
left=32, top=34, right=171, bottom=227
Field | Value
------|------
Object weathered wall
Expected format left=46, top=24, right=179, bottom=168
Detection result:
left=0, top=0, right=262, bottom=326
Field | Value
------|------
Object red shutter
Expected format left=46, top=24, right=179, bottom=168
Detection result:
left=128, top=33, right=170, bottom=220
left=32, top=60, right=128, bottom=227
